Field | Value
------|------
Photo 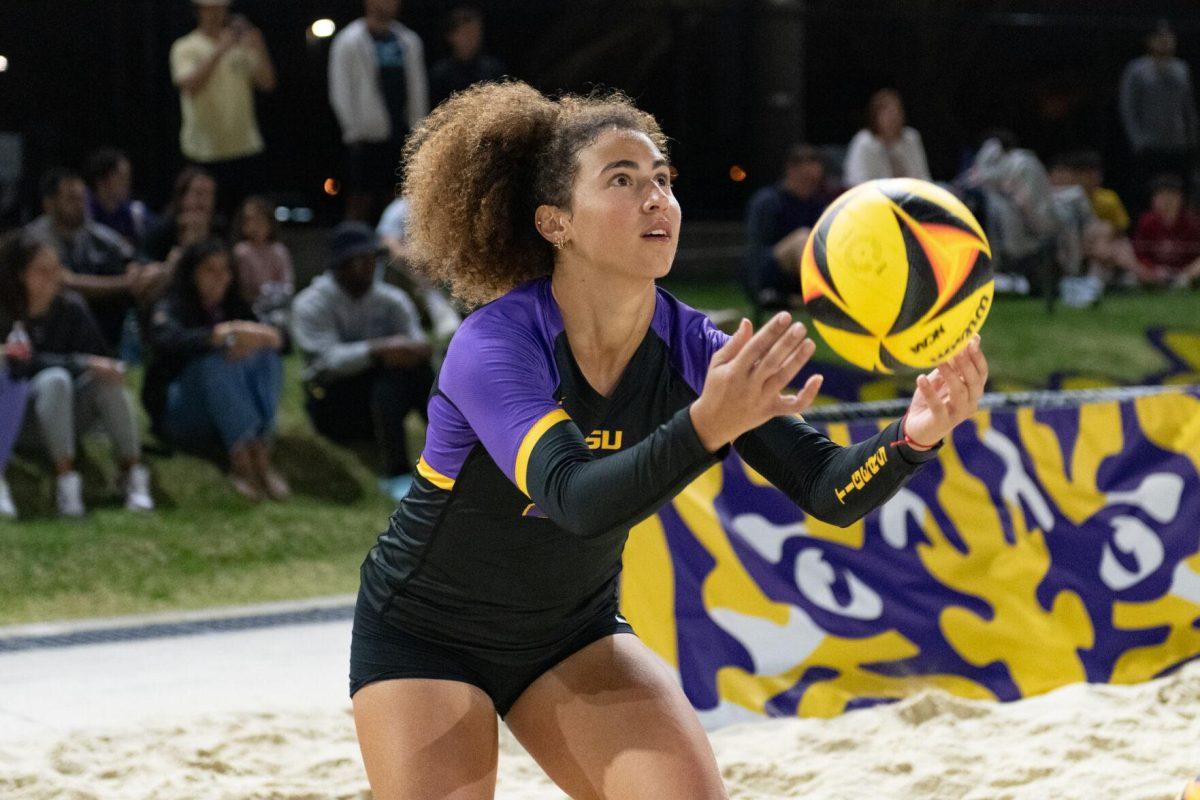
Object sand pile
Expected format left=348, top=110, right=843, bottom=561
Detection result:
left=3, top=659, right=1197, bottom=800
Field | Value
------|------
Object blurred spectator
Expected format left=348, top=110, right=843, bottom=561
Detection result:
left=960, top=131, right=1060, bottom=294
left=1049, top=153, right=1143, bottom=289
left=329, top=0, right=429, bottom=222
left=24, top=168, right=169, bottom=350
left=232, top=195, right=294, bottom=327
left=1070, top=150, right=1131, bottom=234
left=291, top=222, right=433, bottom=502
left=1132, top=174, right=1200, bottom=288
left=843, top=89, right=931, bottom=186
left=0, top=232, right=153, bottom=517
left=0, top=341, right=29, bottom=519
left=376, top=195, right=461, bottom=339
left=84, top=148, right=156, bottom=251
left=743, top=144, right=837, bottom=306
left=170, top=0, right=277, bottom=216
left=144, top=239, right=288, bottom=502
left=143, top=167, right=223, bottom=265
left=1119, top=20, right=1199, bottom=207
left=428, top=4, right=506, bottom=109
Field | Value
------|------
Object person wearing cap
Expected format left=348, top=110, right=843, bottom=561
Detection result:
left=1119, top=19, right=1200, bottom=209
left=291, top=221, right=434, bottom=501
left=170, top=0, right=277, bottom=217
left=143, top=238, right=288, bottom=502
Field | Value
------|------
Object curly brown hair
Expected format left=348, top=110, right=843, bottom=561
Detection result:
left=401, top=80, right=669, bottom=307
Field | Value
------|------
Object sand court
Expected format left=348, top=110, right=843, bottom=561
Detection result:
left=1, top=601, right=1198, bottom=799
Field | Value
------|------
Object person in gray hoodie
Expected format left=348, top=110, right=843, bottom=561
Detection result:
left=291, top=222, right=433, bottom=501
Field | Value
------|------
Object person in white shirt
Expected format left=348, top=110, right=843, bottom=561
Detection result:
left=843, top=88, right=931, bottom=187
left=328, top=0, right=429, bottom=222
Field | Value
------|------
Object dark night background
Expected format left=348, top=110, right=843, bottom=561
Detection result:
left=4, top=0, right=1200, bottom=222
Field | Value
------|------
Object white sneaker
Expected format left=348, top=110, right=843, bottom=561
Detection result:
left=56, top=471, right=85, bottom=518
left=124, top=464, right=155, bottom=512
left=0, top=478, right=16, bottom=519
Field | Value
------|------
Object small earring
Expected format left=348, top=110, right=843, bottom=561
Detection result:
left=554, top=237, right=566, bottom=250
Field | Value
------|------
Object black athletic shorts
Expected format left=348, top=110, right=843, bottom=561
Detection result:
left=348, top=588, right=635, bottom=718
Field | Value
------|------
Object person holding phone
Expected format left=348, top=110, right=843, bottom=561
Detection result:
left=170, top=0, right=277, bottom=216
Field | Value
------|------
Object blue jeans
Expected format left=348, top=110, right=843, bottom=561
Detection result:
left=165, top=350, right=282, bottom=452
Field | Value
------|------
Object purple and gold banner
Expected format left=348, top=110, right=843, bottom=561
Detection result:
left=620, top=389, right=1200, bottom=727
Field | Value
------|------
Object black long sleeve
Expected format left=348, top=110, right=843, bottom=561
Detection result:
left=525, top=406, right=728, bottom=538
left=734, top=414, right=940, bottom=527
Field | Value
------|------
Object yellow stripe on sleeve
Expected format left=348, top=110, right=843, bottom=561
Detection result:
left=515, top=409, right=571, bottom=496
left=416, top=455, right=456, bottom=491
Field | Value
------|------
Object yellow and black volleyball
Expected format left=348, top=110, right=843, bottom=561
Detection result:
left=800, top=178, right=993, bottom=373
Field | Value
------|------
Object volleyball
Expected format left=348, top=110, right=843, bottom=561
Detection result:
left=800, top=178, right=993, bottom=373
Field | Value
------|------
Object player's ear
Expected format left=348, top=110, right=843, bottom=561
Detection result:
left=534, top=205, right=570, bottom=246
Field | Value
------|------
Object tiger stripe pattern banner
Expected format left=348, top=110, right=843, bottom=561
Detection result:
left=620, top=388, right=1200, bottom=728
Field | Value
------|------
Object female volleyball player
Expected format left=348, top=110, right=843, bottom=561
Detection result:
left=349, top=81, right=988, bottom=800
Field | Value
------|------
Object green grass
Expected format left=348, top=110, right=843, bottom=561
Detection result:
left=1, top=283, right=1197, bottom=625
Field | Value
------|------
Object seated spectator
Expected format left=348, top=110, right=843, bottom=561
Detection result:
left=1049, top=153, right=1143, bottom=290
left=24, top=168, right=170, bottom=351
left=428, top=4, right=506, bottom=109
left=960, top=131, right=1061, bottom=294
left=376, top=196, right=461, bottom=339
left=1071, top=150, right=1131, bottom=235
left=0, top=341, right=29, bottom=519
left=743, top=144, right=838, bottom=306
left=144, top=239, right=288, bottom=502
left=1132, top=174, right=1200, bottom=288
left=0, top=232, right=153, bottom=517
left=143, top=167, right=224, bottom=265
left=232, top=195, right=294, bottom=328
left=291, top=222, right=434, bottom=502
left=843, top=89, right=931, bottom=186
left=84, top=148, right=157, bottom=252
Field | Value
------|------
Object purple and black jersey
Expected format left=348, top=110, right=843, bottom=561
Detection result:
left=359, top=277, right=937, bottom=656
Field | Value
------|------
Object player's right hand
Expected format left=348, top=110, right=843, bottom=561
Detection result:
left=690, top=311, right=822, bottom=452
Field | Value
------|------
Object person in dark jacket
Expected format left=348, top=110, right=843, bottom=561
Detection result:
left=143, top=238, right=288, bottom=502
left=0, top=231, right=153, bottom=517
left=743, top=144, right=838, bottom=306
left=428, top=4, right=505, bottom=108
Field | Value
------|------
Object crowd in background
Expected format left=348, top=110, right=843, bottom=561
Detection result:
left=745, top=19, right=1200, bottom=310
left=1, top=2, right=1199, bottom=520
left=0, top=0, right=484, bottom=519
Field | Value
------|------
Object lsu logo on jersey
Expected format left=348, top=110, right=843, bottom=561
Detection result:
left=586, top=429, right=623, bottom=450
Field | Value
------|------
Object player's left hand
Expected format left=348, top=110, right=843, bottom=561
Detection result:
left=903, top=335, right=988, bottom=450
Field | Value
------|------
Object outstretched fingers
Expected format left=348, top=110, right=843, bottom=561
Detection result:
left=778, top=374, right=824, bottom=414
left=731, top=311, right=793, bottom=373
left=709, top=318, right=752, bottom=368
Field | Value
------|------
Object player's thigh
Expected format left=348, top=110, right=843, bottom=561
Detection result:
left=504, top=634, right=727, bottom=800
left=353, top=678, right=499, bottom=800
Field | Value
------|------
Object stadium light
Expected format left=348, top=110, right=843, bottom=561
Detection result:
left=729, top=165, right=747, bottom=182
left=0, top=56, right=8, bottom=73
left=324, top=178, right=341, bottom=196
left=310, top=19, right=336, bottom=39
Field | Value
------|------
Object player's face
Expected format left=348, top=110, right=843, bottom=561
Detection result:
left=567, top=129, right=681, bottom=281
